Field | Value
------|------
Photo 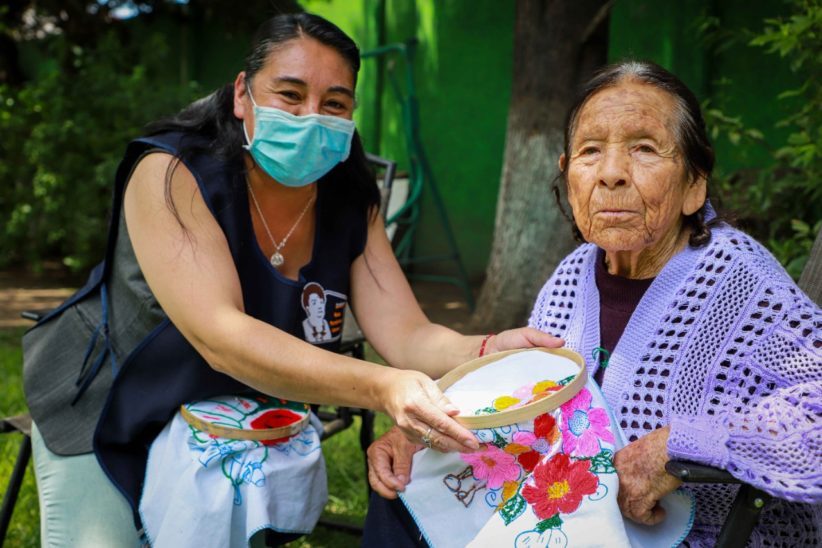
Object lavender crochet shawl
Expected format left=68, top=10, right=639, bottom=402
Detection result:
left=529, top=224, right=821, bottom=546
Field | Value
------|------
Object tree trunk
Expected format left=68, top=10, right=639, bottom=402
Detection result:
left=472, top=0, right=610, bottom=331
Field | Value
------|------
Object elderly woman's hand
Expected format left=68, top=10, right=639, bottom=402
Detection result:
left=483, top=328, right=564, bottom=355
left=367, top=426, right=422, bottom=499
left=379, top=369, right=480, bottom=453
left=614, top=426, right=682, bottom=525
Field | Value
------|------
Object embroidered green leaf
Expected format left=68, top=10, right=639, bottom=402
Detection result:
left=535, top=514, right=563, bottom=532
left=558, top=375, right=576, bottom=386
left=492, top=430, right=508, bottom=449
left=582, top=448, right=616, bottom=474
left=473, top=406, right=498, bottom=416
left=499, top=493, right=527, bottom=525
left=190, top=426, right=210, bottom=443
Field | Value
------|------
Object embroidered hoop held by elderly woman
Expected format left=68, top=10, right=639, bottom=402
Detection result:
left=398, top=348, right=695, bottom=547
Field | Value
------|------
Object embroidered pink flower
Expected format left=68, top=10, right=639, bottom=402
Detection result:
left=559, top=388, right=614, bottom=457
left=522, top=453, right=598, bottom=519
left=461, top=444, right=520, bottom=489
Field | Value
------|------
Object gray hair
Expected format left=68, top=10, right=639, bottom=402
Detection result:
left=555, top=60, right=717, bottom=247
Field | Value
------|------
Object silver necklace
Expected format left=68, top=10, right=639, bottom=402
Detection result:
left=247, top=181, right=315, bottom=267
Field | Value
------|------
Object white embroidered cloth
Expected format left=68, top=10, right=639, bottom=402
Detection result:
left=400, top=350, right=693, bottom=547
left=139, top=395, right=326, bottom=547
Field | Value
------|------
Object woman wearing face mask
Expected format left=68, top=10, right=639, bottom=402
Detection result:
left=21, top=13, right=560, bottom=547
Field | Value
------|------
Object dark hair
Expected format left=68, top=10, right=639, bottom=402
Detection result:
left=145, top=12, right=379, bottom=224
left=553, top=60, right=719, bottom=248
left=301, top=282, right=326, bottom=308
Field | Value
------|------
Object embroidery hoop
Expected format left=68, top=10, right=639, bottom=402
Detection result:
left=437, top=347, right=587, bottom=429
left=179, top=401, right=310, bottom=442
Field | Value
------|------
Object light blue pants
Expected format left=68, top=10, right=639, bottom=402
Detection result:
left=31, top=423, right=271, bottom=547
left=31, top=422, right=141, bottom=547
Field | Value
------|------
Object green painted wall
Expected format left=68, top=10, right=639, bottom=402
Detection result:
left=303, top=0, right=515, bottom=280
left=608, top=1, right=710, bottom=99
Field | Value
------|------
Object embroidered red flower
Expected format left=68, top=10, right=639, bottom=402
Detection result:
left=249, top=409, right=302, bottom=446
left=521, top=453, right=598, bottom=519
left=507, top=414, right=559, bottom=473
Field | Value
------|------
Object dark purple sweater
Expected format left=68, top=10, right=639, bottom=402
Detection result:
left=594, top=250, right=653, bottom=385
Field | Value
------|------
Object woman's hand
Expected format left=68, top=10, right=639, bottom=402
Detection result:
left=613, top=426, right=682, bottom=525
left=483, top=327, right=564, bottom=355
left=378, top=369, right=480, bottom=453
left=367, top=426, right=422, bottom=498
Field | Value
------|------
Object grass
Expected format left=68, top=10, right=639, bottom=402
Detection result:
left=1, top=327, right=38, bottom=548
left=0, top=328, right=391, bottom=547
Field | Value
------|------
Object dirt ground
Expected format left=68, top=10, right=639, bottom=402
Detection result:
left=0, top=271, right=474, bottom=332
left=0, top=269, right=76, bottom=328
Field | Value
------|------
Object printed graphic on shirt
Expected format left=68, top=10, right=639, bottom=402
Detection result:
left=300, top=282, right=346, bottom=344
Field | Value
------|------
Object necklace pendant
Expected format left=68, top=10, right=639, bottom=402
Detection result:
left=270, top=252, right=284, bottom=267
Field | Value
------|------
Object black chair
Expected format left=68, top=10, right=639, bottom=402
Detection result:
left=0, top=154, right=399, bottom=543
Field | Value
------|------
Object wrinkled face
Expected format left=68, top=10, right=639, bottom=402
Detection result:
left=562, top=81, right=705, bottom=254
left=234, top=36, right=356, bottom=137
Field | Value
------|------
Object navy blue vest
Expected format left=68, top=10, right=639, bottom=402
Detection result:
left=37, top=131, right=368, bottom=515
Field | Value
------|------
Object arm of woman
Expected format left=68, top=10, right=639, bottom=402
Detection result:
left=665, top=294, right=822, bottom=504
left=350, top=214, right=563, bottom=449
left=667, top=381, right=822, bottom=502
left=615, top=296, right=821, bottom=524
left=350, top=214, right=564, bottom=380
left=123, top=153, right=476, bottom=451
left=616, top=378, right=821, bottom=523
left=617, top=293, right=822, bottom=519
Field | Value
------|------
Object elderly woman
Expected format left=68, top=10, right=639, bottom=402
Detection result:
left=363, top=61, right=821, bottom=547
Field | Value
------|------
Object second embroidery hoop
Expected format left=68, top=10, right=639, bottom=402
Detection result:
left=437, top=347, right=588, bottom=429
left=179, top=397, right=310, bottom=442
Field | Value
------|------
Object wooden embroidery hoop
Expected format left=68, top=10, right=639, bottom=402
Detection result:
left=179, top=402, right=310, bottom=442
left=437, top=347, right=587, bottom=429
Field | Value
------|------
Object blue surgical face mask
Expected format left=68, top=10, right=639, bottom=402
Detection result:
left=243, top=86, right=356, bottom=187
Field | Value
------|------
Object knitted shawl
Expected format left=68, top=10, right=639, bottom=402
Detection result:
left=528, top=224, right=821, bottom=546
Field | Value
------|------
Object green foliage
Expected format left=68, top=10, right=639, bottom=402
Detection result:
left=0, top=29, right=200, bottom=272
left=703, top=0, right=821, bottom=280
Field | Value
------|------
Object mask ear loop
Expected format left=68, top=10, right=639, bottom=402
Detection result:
left=242, top=82, right=258, bottom=149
